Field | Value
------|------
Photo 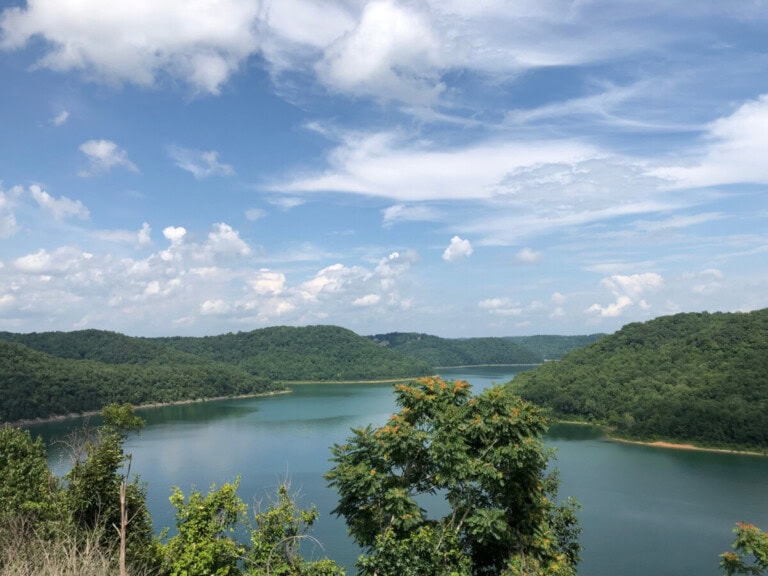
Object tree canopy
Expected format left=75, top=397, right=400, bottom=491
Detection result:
left=326, top=376, right=581, bottom=576
left=511, top=309, right=768, bottom=450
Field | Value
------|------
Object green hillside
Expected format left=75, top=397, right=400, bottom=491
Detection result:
left=0, top=340, right=277, bottom=423
left=511, top=310, right=768, bottom=450
left=505, top=334, right=605, bottom=360
left=368, top=332, right=544, bottom=366
left=152, top=325, right=432, bottom=380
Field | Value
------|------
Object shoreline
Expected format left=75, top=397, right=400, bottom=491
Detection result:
left=606, top=436, right=768, bottom=457
left=283, top=377, right=417, bottom=385
left=9, top=389, right=291, bottom=427
left=436, top=363, right=542, bottom=368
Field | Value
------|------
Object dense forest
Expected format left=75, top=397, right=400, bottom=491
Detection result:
left=367, top=332, right=545, bottom=365
left=0, top=326, right=433, bottom=422
left=511, top=309, right=768, bottom=450
left=0, top=339, right=277, bottom=423
left=152, top=325, right=432, bottom=380
left=505, top=334, right=605, bottom=360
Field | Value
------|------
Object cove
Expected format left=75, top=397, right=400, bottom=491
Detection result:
left=26, top=366, right=768, bottom=575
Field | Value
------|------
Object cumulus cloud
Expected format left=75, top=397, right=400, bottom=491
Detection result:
left=30, top=185, right=89, bottom=220
left=249, top=269, right=285, bottom=296
left=352, top=293, right=381, bottom=307
left=163, top=226, right=186, bottom=244
left=316, top=0, right=444, bottom=104
left=79, top=140, right=137, bottom=176
left=168, top=146, right=235, bottom=179
left=206, top=223, right=250, bottom=257
left=587, top=272, right=663, bottom=318
left=478, top=297, right=522, bottom=316
left=0, top=0, right=260, bottom=94
left=443, top=236, right=473, bottom=262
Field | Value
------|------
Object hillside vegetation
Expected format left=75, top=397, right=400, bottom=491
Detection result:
left=0, top=339, right=276, bottom=423
left=505, top=334, right=605, bottom=360
left=153, top=325, right=432, bottom=380
left=368, top=332, right=562, bottom=366
left=511, top=310, right=768, bottom=450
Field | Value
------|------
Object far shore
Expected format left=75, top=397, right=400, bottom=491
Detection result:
left=607, top=436, right=768, bottom=457
left=282, top=377, right=417, bottom=385
left=8, top=389, right=291, bottom=428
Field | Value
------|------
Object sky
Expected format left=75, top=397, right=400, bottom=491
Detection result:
left=1, top=1, right=767, bottom=338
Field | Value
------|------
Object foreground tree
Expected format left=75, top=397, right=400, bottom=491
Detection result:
left=326, top=377, right=580, bottom=576
left=721, top=522, right=768, bottom=575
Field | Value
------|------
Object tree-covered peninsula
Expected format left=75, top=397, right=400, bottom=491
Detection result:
left=152, top=325, right=432, bottom=380
left=511, top=309, right=768, bottom=450
left=367, top=332, right=545, bottom=366
left=0, top=326, right=432, bottom=422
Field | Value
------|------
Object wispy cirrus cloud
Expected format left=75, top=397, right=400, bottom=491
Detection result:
left=168, top=146, right=235, bottom=179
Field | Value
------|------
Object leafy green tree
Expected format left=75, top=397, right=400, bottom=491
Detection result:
left=63, top=403, right=159, bottom=572
left=721, top=522, right=768, bottom=575
left=163, top=478, right=247, bottom=576
left=0, top=426, right=58, bottom=533
left=326, top=377, right=580, bottom=576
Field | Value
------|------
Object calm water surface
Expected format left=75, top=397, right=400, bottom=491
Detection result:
left=27, top=366, right=768, bottom=575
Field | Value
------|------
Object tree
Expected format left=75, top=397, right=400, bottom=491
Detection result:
left=721, top=522, right=768, bottom=575
left=0, top=426, right=58, bottom=534
left=63, top=403, right=160, bottom=572
left=325, top=376, right=580, bottom=576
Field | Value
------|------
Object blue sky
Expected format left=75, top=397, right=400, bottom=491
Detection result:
left=1, top=0, right=767, bottom=338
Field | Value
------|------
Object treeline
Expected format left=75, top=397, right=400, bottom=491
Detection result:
left=152, top=325, right=432, bottom=380
left=367, top=332, right=598, bottom=366
left=0, top=326, right=432, bottom=422
left=0, top=339, right=277, bottom=423
left=505, top=334, right=605, bottom=360
left=511, top=310, right=768, bottom=450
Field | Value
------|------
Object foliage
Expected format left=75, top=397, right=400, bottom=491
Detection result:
left=326, top=376, right=580, bottom=576
left=0, top=338, right=278, bottom=423
left=721, top=523, right=768, bottom=576
left=368, top=333, right=544, bottom=367
left=248, top=484, right=344, bottom=576
left=511, top=310, right=768, bottom=450
left=503, top=335, right=605, bottom=362
left=163, top=478, right=247, bottom=576
left=0, top=426, right=58, bottom=532
left=153, top=325, right=431, bottom=381
left=63, top=404, right=160, bottom=572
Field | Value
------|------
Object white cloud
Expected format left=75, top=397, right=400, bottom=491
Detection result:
left=249, top=269, right=285, bottom=296
left=29, top=185, right=89, bottom=220
left=479, top=297, right=522, bottom=316
left=443, top=236, right=473, bottom=262
left=316, top=0, right=444, bottom=104
left=168, top=146, right=235, bottom=179
left=267, top=196, right=306, bottom=210
left=206, top=223, right=251, bottom=257
left=0, top=187, right=20, bottom=238
left=94, top=222, right=151, bottom=247
left=0, top=0, right=260, bottom=94
left=382, top=204, right=441, bottom=226
left=200, top=299, right=231, bottom=315
left=14, top=247, right=87, bottom=275
left=51, top=110, right=69, bottom=126
left=79, top=140, right=137, bottom=176
left=163, top=226, right=186, bottom=244
left=652, top=95, right=768, bottom=188
left=514, top=247, right=541, bottom=264
left=352, top=293, right=381, bottom=307
left=588, top=272, right=663, bottom=318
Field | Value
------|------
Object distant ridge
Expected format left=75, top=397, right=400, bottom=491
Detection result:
left=367, top=332, right=602, bottom=366
left=511, top=309, right=768, bottom=450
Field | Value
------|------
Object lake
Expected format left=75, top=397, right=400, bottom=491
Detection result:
left=26, top=366, right=768, bottom=575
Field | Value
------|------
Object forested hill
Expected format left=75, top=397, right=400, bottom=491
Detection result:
left=0, top=329, right=203, bottom=365
left=505, top=334, right=605, bottom=360
left=0, top=339, right=277, bottom=423
left=511, top=309, right=768, bottom=450
left=367, top=332, right=589, bottom=366
left=151, top=325, right=432, bottom=380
